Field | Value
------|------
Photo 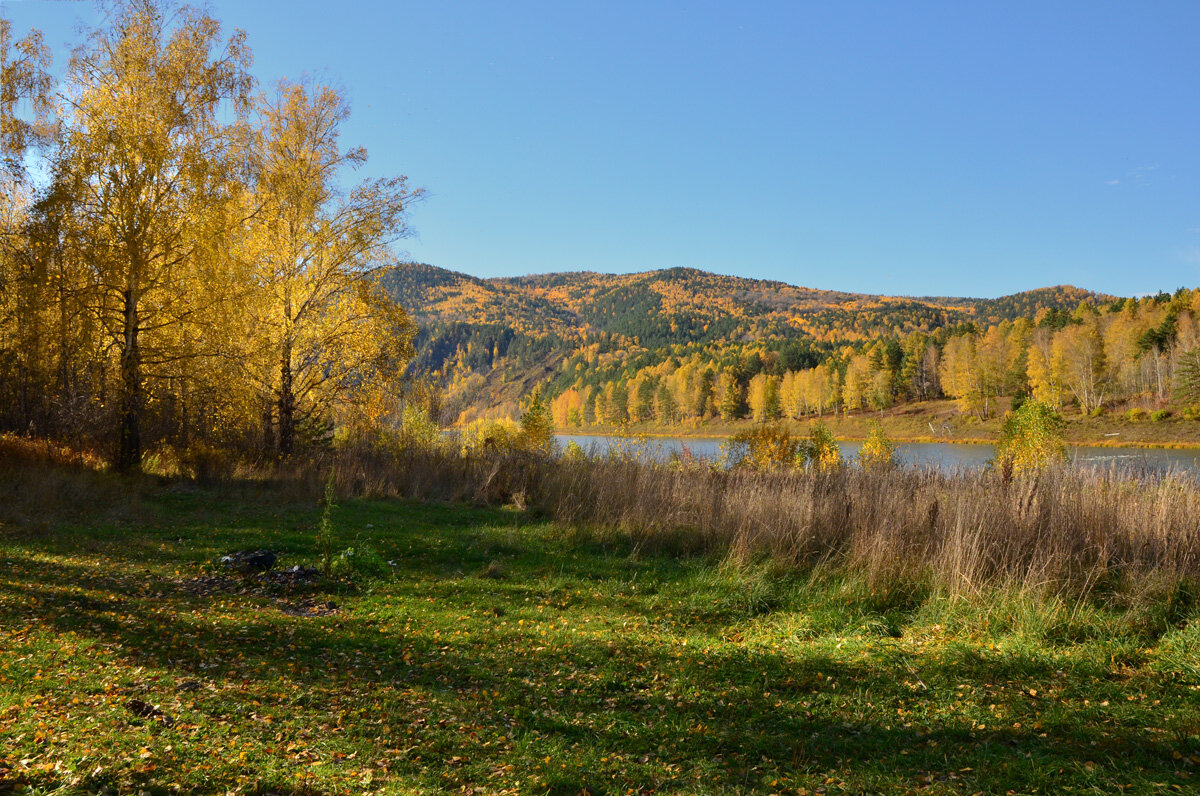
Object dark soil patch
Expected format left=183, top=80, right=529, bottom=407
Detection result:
left=276, top=599, right=340, bottom=617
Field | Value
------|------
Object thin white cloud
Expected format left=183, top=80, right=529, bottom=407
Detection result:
left=1108, top=164, right=1162, bottom=188
left=1130, top=164, right=1160, bottom=181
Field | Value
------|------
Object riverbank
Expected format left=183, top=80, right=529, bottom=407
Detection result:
left=564, top=399, right=1200, bottom=450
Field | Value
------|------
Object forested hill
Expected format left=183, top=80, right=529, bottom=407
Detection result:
left=379, top=263, right=1113, bottom=422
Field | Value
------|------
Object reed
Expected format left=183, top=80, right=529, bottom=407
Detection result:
left=323, top=444, right=1200, bottom=601
left=7, top=432, right=1200, bottom=603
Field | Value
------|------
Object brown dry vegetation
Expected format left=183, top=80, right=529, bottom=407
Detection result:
left=7, top=432, right=1199, bottom=609
left=315, top=445, right=1200, bottom=608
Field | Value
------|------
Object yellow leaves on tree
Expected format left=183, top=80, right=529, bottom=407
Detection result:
left=58, top=0, right=253, bottom=469
left=240, top=77, right=421, bottom=454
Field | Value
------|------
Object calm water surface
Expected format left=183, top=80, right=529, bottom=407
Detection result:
left=557, top=434, right=1200, bottom=473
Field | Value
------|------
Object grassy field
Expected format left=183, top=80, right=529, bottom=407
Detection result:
left=3, top=469, right=1200, bottom=794
left=570, top=398, right=1200, bottom=448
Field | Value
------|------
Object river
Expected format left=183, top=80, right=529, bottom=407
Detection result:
left=556, top=434, right=1200, bottom=473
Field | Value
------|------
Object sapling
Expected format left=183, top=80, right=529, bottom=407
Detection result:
left=317, top=476, right=337, bottom=577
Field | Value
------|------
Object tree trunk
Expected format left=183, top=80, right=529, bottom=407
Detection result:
left=116, top=288, right=142, bottom=472
left=278, top=345, right=294, bottom=456
left=261, top=399, right=275, bottom=455
left=56, top=276, right=72, bottom=429
left=178, top=378, right=189, bottom=446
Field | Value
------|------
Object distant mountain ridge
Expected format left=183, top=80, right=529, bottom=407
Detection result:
left=378, top=263, right=1114, bottom=420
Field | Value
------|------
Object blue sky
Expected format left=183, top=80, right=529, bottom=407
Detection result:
left=4, top=0, right=1199, bottom=298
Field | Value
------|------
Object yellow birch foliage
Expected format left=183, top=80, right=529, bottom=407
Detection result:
left=241, top=78, right=421, bottom=453
left=58, top=0, right=254, bottom=468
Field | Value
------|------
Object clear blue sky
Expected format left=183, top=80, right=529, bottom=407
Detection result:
left=4, top=0, right=1199, bottom=298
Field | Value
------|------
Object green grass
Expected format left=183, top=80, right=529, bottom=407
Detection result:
left=3, top=481, right=1200, bottom=794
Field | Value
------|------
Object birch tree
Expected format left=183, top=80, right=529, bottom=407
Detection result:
left=241, top=78, right=421, bottom=455
left=58, top=0, right=253, bottom=470
left=0, top=15, right=54, bottom=428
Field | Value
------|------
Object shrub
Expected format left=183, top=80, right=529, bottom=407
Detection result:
left=519, top=388, right=556, bottom=454
left=317, top=477, right=337, bottom=577
left=399, top=404, right=444, bottom=451
left=141, top=443, right=186, bottom=478
left=1127, top=407, right=1149, bottom=422
left=805, top=422, right=842, bottom=471
left=858, top=424, right=896, bottom=470
left=728, top=424, right=804, bottom=470
left=459, top=418, right=523, bottom=456
left=996, top=400, right=1066, bottom=473
left=1151, top=409, right=1171, bottom=423
left=563, top=440, right=588, bottom=462
left=667, top=446, right=704, bottom=471
left=330, top=544, right=392, bottom=580
left=1182, top=405, right=1200, bottom=421
left=180, top=441, right=236, bottom=483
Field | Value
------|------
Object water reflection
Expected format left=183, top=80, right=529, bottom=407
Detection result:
left=556, top=434, right=1200, bottom=473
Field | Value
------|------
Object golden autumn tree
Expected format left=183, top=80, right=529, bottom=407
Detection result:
left=1052, top=319, right=1108, bottom=414
left=56, top=0, right=253, bottom=470
left=842, top=353, right=872, bottom=413
left=241, top=78, right=421, bottom=455
left=939, top=334, right=983, bottom=417
left=1026, top=327, right=1063, bottom=409
left=551, top=388, right=582, bottom=427
left=2, top=173, right=111, bottom=437
left=779, top=370, right=802, bottom=418
left=973, top=324, right=1005, bottom=418
left=1102, top=304, right=1143, bottom=397
left=0, top=15, right=53, bottom=179
left=809, top=363, right=840, bottom=417
left=0, top=14, right=54, bottom=428
left=716, top=370, right=743, bottom=421
left=747, top=372, right=780, bottom=422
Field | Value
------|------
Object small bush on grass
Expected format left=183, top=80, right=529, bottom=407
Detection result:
left=1156, top=621, right=1200, bottom=680
left=330, top=544, right=392, bottom=580
left=1126, top=407, right=1149, bottom=422
left=317, top=478, right=337, bottom=577
left=141, top=443, right=186, bottom=477
left=1151, top=409, right=1171, bottom=422
left=181, top=441, right=236, bottom=483
left=674, top=559, right=793, bottom=624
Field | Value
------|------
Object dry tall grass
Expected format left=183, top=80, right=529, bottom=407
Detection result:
left=5, top=431, right=1200, bottom=602
left=326, top=445, right=1200, bottom=600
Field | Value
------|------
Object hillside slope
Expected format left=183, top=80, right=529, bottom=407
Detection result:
left=380, top=263, right=1113, bottom=421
